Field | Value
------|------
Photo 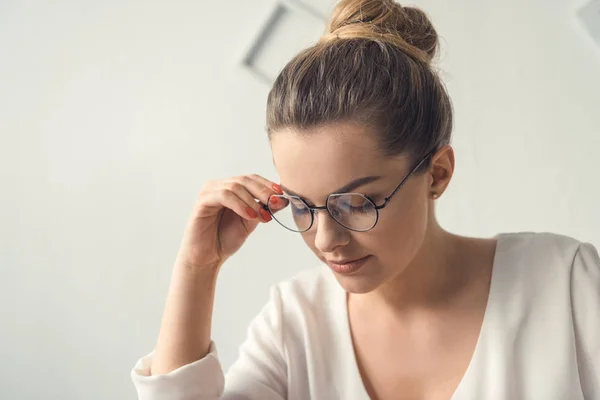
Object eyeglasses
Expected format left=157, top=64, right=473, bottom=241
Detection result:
left=264, top=149, right=436, bottom=233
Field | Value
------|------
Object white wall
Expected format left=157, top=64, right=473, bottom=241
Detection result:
left=0, top=0, right=598, bottom=398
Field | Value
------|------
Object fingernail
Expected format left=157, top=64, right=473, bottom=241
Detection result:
left=260, top=208, right=272, bottom=222
left=270, top=197, right=279, bottom=205
left=246, top=207, right=258, bottom=219
left=272, top=184, right=283, bottom=194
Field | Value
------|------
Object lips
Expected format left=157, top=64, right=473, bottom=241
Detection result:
left=326, top=255, right=371, bottom=275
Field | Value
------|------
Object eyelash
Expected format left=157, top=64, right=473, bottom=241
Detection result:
left=285, top=192, right=382, bottom=206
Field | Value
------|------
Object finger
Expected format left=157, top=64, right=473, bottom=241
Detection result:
left=228, top=175, right=280, bottom=208
left=197, top=188, right=260, bottom=221
left=245, top=175, right=287, bottom=214
left=267, top=195, right=289, bottom=213
left=222, top=181, right=272, bottom=222
left=248, top=174, right=284, bottom=195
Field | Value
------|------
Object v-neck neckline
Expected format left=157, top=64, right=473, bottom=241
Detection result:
left=336, top=234, right=506, bottom=400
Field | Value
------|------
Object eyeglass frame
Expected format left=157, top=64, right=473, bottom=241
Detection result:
left=263, top=148, right=437, bottom=233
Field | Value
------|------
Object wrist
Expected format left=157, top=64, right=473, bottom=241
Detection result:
left=173, top=259, right=220, bottom=283
left=174, top=254, right=222, bottom=273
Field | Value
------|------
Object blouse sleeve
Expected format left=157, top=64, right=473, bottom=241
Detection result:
left=571, top=242, right=600, bottom=399
left=131, top=285, right=288, bottom=400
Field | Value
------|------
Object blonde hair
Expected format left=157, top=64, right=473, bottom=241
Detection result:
left=266, top=0, right=453, bottom=163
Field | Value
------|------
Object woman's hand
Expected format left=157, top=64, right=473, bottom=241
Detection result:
left=151, top=174, right=284, bottom=375
left=174, top=174, right=284, bottom=272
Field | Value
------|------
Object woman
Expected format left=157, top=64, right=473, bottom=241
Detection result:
left=131, top=0, right=600, bottom=399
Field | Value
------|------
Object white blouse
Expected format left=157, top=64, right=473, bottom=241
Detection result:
left=131, top=232, right=600, bottom=399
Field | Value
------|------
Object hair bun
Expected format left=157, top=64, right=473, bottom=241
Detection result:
left=321, top=0, right=439, bottom=64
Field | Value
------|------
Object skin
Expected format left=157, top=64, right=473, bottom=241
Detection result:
left=152, top=119, right=497, bottom=400
left=271, top=121, right=498, bottom=400
left=271, top=121, right=440, bottom=296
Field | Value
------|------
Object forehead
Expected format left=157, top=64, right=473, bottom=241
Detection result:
left=270, top=122, right=406, bottom=199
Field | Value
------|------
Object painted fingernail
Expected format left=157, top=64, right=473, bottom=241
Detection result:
left=260, top=208, right=272, bottom=222
left=270, top=197, right=279, bottom=205
left=272, top=184, right=283, bottom=194
left=246, top=207, right=258, bottom=219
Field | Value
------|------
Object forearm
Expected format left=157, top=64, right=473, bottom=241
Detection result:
left=151, top=263, right=220, bottom=375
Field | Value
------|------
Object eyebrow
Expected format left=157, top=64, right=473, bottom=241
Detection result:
left=280, top=175, right=383, bottom=201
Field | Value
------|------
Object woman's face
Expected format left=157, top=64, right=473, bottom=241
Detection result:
left=270, top=121, right=441, bottom=294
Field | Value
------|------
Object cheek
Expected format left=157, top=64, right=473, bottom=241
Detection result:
left=296, top=185, right=429, bottom=264
left=365, top=190, right=429, bottom=260
left=300, top=231, right=323, bottom=259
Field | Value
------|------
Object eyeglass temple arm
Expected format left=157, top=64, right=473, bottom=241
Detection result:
left=262, top=150, right=436, bottom=211
left=377, top=150, right=436, bottom=209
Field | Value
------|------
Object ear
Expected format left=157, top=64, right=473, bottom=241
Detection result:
left=429, top=145, right=454, bottom=198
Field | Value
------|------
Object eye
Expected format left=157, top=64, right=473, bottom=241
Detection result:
left=291, top=202, right=310, bottom=215
left=338, top=196, right=372, bottom=213
left=349, top=204, right=371, bottom=214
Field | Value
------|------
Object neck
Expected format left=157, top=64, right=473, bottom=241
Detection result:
left=360, top=223, right=471, bottom=314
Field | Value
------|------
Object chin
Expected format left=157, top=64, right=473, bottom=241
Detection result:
left=328, top=268, right=386, bottom=294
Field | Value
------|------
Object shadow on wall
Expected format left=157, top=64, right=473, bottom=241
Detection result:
left=578, top=0, right=600, bottom=48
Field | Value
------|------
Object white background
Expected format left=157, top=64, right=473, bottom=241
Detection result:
left=1, top=0, right=599, bottom=398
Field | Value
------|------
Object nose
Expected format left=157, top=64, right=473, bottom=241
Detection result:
left=312, top=209, right=350, bottom=254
